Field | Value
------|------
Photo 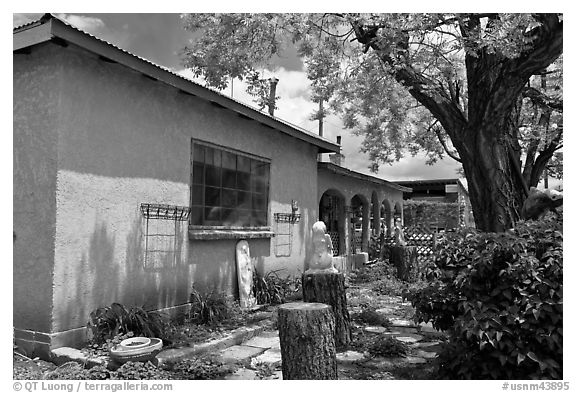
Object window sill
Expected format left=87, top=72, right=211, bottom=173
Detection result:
left=188, top=227, right=275, bottom=240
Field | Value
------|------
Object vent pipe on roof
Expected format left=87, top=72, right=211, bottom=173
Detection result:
left=330, top=136, right=345, bottom=167
left=268, top=77, right=279, bottom=116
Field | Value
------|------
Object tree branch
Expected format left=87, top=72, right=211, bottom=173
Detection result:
left=522, top=86, right=563, bottom=111
left=429, top=121, right=462, bottom=162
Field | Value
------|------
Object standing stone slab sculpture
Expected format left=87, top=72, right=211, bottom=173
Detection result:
left=236, top=240, right=257, bottom=308
left=302, top=221, right=351, bottom=350
left=278, top=302, right=337, bottom=380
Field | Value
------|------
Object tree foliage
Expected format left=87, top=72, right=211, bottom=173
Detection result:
left=180, top=13, right=563, bottom=231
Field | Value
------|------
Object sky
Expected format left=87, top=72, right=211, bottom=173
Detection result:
left=12, top=12, right=468, bottom=184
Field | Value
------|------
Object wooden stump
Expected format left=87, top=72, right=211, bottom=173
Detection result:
left=278, top=302, right=337, bottom=380
left=389, top=245, right=418, bottom=281
left=302, top=272, right=351, bottom=350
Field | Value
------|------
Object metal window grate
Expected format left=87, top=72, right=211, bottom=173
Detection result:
left=140, top=203, right=191, bottom=221
left=140, top=203, right=188, bottom=271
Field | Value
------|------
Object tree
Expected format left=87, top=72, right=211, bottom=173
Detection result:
left=179, top=13, right=563, bottom=232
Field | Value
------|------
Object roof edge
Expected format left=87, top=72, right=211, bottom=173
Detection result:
left=318, top=162, right=412, bottom=192
left=14, top=13, right=340, bottom=154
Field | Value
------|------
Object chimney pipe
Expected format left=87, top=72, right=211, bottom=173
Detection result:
left=268, top=77, right=279, bottom=116
left=337, top=135, right=341, bottom=145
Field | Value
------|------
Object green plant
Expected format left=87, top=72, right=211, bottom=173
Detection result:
left=407, top=214, right=563, bottom=379
left=87, top=303, right=170, bottom=344
left=368, top=336, right=409, bottom=357
left=44, top=362, right=89, bottom=380
left=354, top=308, right=391, bottom=327
left=170, top=357, right=237, bottom=379
left=115, top=361, right=172, bottom=380
left=188, top=288, right=232, bottom=325
left=252, top=269, right=300, bottom=305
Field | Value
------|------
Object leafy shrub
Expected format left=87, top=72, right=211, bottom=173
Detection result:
left=349, top=261, right=396, bottom=284
left=252, top=269, right=301, bottom=305
left=188, top=288, right=233, bottom=325
left=368, top=336, right=409, bottom=357
left=87, top=303, right=170, bottom=345
left=407, top=214, right=563, bottom=379
left=354, top=308, right=391, bottom=327
left=170, top=357, right=237, bottom=379
left=115, top=361, right=172, bottom=380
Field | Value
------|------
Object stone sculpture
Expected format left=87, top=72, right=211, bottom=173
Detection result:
left=306, top=221, right=338, bottom=274
left=236, top=240, right=257, bottom=308
left=393, top=217, right=407, bottom=246
left=521, top=187, right=563, bottom=221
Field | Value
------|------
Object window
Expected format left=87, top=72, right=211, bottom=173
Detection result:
left=190, top=141, right=270, bottom=228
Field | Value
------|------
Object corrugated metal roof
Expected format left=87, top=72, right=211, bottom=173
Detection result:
left=13, top=13, right=338, bottom=151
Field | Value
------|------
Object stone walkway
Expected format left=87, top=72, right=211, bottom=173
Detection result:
left=212, top=307, right=443, bottom=380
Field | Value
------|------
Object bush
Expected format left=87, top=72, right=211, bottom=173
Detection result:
left=87, top=303, right=170, bottom=345
left=354, top=308, right=391, bottom=327
left=407, top=214, right=563, bottom=379
left=188, top=288, right=233, bottom=325
left=368, top=336, right=409, bottom=357
left=170, top=357, right=237, bottom=379
left=252, top=269, right=301, bottom=305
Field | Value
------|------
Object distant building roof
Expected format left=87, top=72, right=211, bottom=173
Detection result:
left=13, top=13, right=340, bottom=154
left=395, top=178, right=469, bottom=196
left=319, top=162, right=412, bottom=192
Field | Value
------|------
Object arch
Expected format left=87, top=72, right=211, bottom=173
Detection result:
left=350, top=194, right=370, bottom=253
left=371, top=191, right=381, bottom=237
left=382, top=199, right=393, bottom=236
left=319, top=189, right=346, bottom=256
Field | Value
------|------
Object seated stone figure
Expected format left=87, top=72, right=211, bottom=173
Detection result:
left=306, top=221, right=338, bottom=274
left=393, top=218, right=407, bottom=246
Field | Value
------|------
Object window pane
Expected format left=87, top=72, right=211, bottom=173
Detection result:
left=237, top=210, right=251, bottom=227
left=193, top=144, right=205, bottom=163
left=221, top=208, right=237, bottom=225
left=237, top=155, right=250, bottom=172
left=205, top=166, right=221, bottom=187
left=192, top=185, right=204, bottom=206
left=222, top=168, right=236, bottom=189
left=252, top=174, right=265, bottom=194
left=191, top=207, right=204, bottom=225
left=193, top=163, right=204, bottom=185
left=238, top=191, right=251, bottom=209
left=205, top=207, right=221, bottom=224
left=254, top=210, right=267, bottom=226
left=222, top=189, right=237, bottom=208
left=222, top=151, right=236, bottom=170
left=237, top=172, right=251, bottom=190
left=205, top=186, right=220, bottom=207
left=253, top=194, right=266, bottom=211
left=204, top=146, right=214, bottom=166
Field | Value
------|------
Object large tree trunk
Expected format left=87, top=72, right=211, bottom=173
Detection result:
left=458, top=120, right=527, bottom=232
left=302, top=272, right=352, bottom=350
left=277, top=302, right=338, bottom=380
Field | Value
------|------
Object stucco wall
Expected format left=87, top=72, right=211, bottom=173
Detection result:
left=50, top=44, right=318, bottom=334
left=13, top=45, right=60, bottom=333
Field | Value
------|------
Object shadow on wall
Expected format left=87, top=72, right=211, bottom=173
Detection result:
left=55, top=214, right=192, bottom=333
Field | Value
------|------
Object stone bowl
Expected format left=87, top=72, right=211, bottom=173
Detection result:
left=109, top=338, right=163, bottom=364
left=119, top=337, right=151, bottom=350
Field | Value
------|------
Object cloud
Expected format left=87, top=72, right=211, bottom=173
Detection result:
left=56, top=14, right=106, bottom=33
left=13, top=13, right=42, bottom=28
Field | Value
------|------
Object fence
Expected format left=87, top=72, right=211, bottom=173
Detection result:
left=380, top=225, right=440, bottom=266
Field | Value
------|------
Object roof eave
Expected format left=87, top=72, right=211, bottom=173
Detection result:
left=14, top=16, right=340, bottom=154
left=318, top=162, right=412, bottom=193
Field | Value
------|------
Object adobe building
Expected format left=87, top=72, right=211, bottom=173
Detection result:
left=13, top=14, right=408, bottom=357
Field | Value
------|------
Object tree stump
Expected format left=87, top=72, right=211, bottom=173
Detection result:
left=302, top=272, right=351, bottom=350
left=389, top=245, right=418, bottom=281
left=277, top=302, right=337, bottom=380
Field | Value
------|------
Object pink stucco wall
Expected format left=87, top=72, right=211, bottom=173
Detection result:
left=14, top=42, right=320, bottom=345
